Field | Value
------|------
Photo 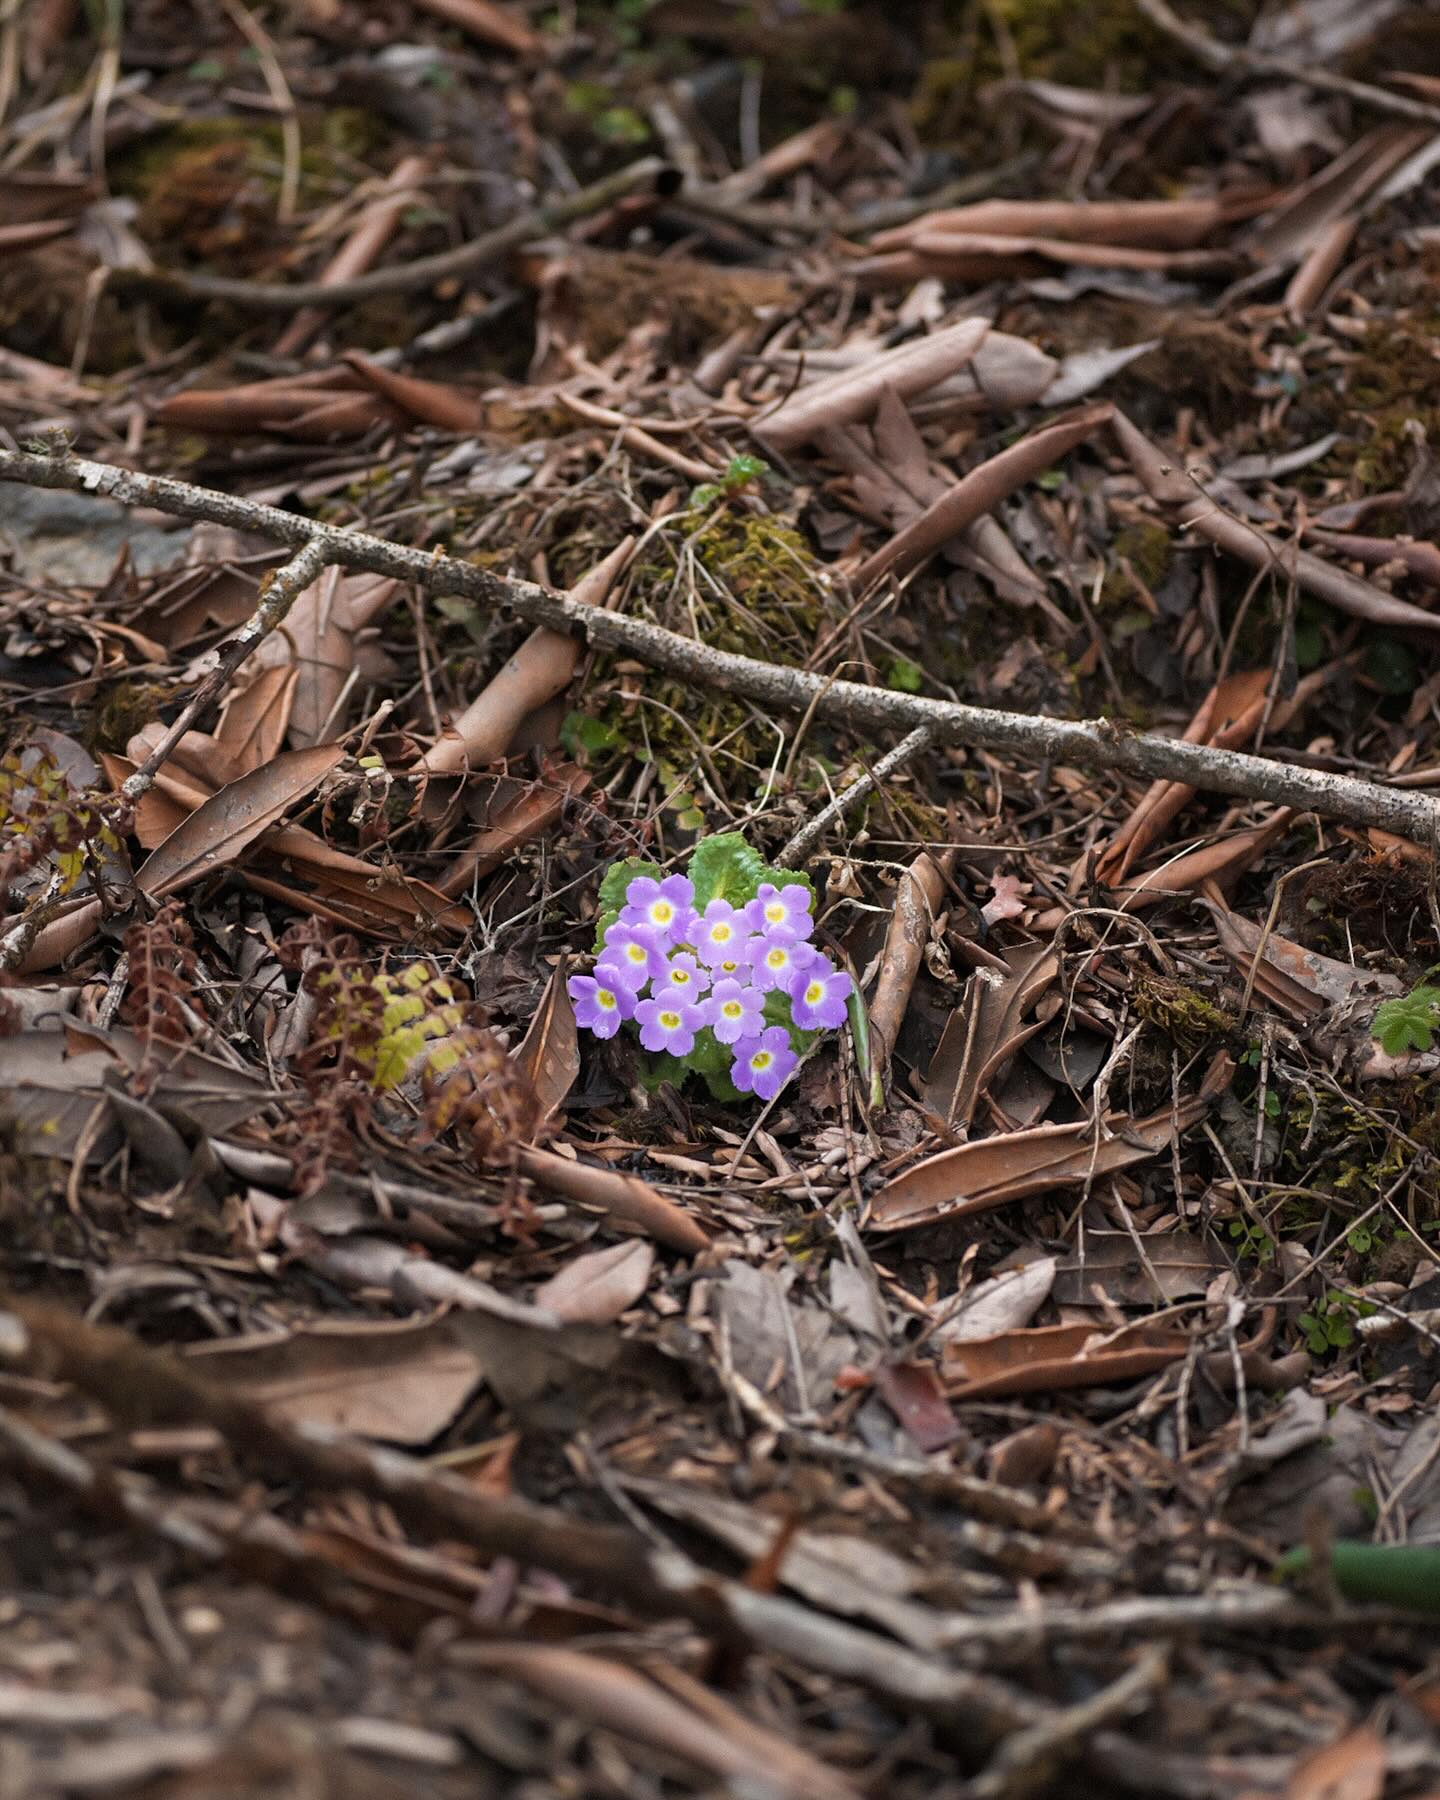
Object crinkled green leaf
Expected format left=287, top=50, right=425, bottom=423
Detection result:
left=1374, top=986, right=1440, bottom=1056
left=689, top=832, right=766, bottom=908
left=595, top=857, right=662, bottom=951
left=680, top=1026, right=733, bottom=1080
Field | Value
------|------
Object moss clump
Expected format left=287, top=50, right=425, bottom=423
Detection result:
left=84, top=682, right=173, bottom=757
left=569, top=499, right=827, bottom=805
left=1319, top=318, right=1440, bottom=492
left=1279, top=858, right=1439, bottom=971
left=1103, top=522, right=1172, bottom=606
left=1134, top=975, right=1235, bottom=1055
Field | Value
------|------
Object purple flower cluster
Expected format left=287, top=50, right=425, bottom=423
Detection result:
left=568, top=873, right=852, bottom=1101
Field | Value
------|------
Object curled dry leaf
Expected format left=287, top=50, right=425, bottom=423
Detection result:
left=869, top=195, right=1260, bottom=253
left=869, top=1088, right=1217, bottom=1232
left=511, top=960, right=580, bottom=1130
left=516, top=1145, right=710, bottom=1256
left=941, top=1318, right=1193, bottom=1401
left=135, top=744, right=347, bottom=900
left=419, top=538, right=635, bottom=776
left=920, top=943, right=1059, bottom=1132
left=854, top=404, right=1111, bottom=587
left=242, top=565, right=400, bottom=751
left=754, top=316, right=990, bottom=453
left=867, top=850, right=950, bottom=1085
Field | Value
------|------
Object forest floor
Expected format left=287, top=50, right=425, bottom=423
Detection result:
left=4, top=2, right=1440, bottom=1796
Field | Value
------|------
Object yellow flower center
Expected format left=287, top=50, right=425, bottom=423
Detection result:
left=711, top=922, right=732, bottom=942
left=805, top=982, right=823, bottom=1005
left=651, top=902, right=674, bottom=925
left=598, top=990, right=617, bottom=1009
left=766, top=949, right=785, bottom=969
left=722, top=1001, right=741, bottom=1019
left=672, top=970, right=690, bottom=985
left=752, top=1051, right=773, bottom=1070
left=765, top=902, right=786, bottom=924
left=626, top=943, right=645, bottom=963
left=660, top=1011, right=680, bottom=1030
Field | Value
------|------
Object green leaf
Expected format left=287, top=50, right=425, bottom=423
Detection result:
left=561, top=711, right=623, bottom=757
left=680, top=1027, right=733, bottom=1079
left=722, top=454, right=769, bottom=488
left=1277, top=1541, right=1440, bottom=1613
left=595, top=856, right=662, bottom=952
left=689, top=832, right=766, bottom=908
left=886, top=656, right=924, bottom=693
left=1373, top=985, right=1440, bottom=1056
left=637, top=1052, right=689, bottom=1092
left=756, top=864, right=816, bottom=913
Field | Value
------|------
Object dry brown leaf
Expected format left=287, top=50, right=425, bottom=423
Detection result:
left=437, top=763, right=592, bottom=898
left=184, top=1318, right=487, bottom=1445
left=867, top=851, right=949, bottom=1085
left=244, top=565, right=400, bottom=750
left=941, top=1318, right=1192, bottom=1400
left=409, top=0, right=539, bottom=56
left=342, top=351, right=487, bottom=433
left=532, top=1241, right=653, bottom=1324
left=869, top=1090, right=1215, bottom=1232
left=274, top=154, right=434, bottom=358
left=854, top=404, right=1111, bottom=587
left=920, top=943, right=1059, bottom=1131
left=449, top=1644, right=856, bottom=1799
left=870, top=195, right=1256, bottom=252
left=511, top=961, right=580, bottom=1130
left=134, top=744, right=346, bottom=900
left=419, top=539, right=634, bottom=776
left=517, top=1145, right=710, bottom=1255
left=755, top=316, right=990, bottom=453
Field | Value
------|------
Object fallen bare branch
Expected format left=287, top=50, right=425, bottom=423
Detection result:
left=3, top=449, right=1438, bottom=848
left=112, top=158, right=670, bottom=310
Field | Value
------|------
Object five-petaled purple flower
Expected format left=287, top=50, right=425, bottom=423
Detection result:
left=567, top=972, right=634, bottom=1039
left=731, top=1026, right=798, bottom=1101
left=692, top=898, right=749, bottom=967
left=621, top=874, right=694, bottom=946
left=707, top=976, right=765, bottom=1045
left=747, top=926, right=816, bottom=994
left=657, top=951, right=709, bottom=1003
left=788, top=956, right=852, bottom=1030
left=599, top=922, right=668, bottom=992
left=744, top=881, right=812, bottom=936
left=635, top=995, right=706, bottom=1057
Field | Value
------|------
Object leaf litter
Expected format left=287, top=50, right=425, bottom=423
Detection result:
left=4, top=5, right=1440, bottom=1797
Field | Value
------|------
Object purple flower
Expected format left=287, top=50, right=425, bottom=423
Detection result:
left=635, top=995, right=707, bottom=1057
left=788, top=956, right=852, bottom=1030
left=731, top=1026, right=798, bottom=1101
left=692, top=898, right=749, bottom=968
left=707, top=977, right=765, bottom=1045
left=744, top=881, right=812, bottom=937
left=597, top=922, right=667, bottom=993
left=657, top=952, right=709, bottom=1004
left=747, top=926, right=817, bottom=994
left=620, top=874, right=694, bottom=946
left=568, top=972, right=634, bottom=1040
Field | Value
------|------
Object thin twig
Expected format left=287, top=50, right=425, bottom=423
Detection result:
left=111, top=157, right=669, bottom=310
left=1134, top=0, right=1440, bottom=130
left=775, top=725, right=935, bottom=869
left=3, top=448, right=1438, bottom=846
left=122, top=535, right=335, bottom=803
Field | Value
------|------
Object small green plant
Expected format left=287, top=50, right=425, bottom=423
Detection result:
left=1228, top=1218, right=1276, bottom=1265
left=1297, top=1288, right=1373, bottom=1357
left=1373, top=985, right=1440, bottom=1056
left=688, top=455, right=770, bottom=511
